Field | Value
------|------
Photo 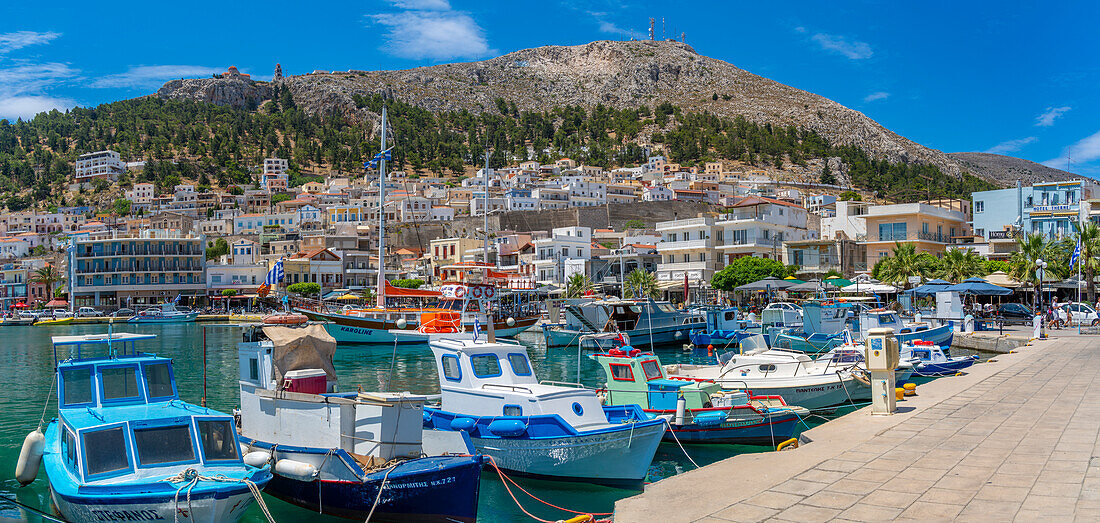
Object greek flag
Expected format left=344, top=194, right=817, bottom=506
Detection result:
left=473, top=315, right=481, bottom=342
left=171, top=294, right=181, bottom=304
left=266, top=259, right=285, bottom=285
left=1071, top=238, right=1081, bottom=268
left=363, top=149, right=393, bottom=170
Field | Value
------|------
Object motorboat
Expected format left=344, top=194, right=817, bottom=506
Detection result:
left=592, top=348, right=806, bottom=444
left=761, top=302, right=803, bottom=329
left=422, top=338, right=666, bottom=487
left=542, top=298, right=706, bottom=349
left=902, top=340, right=978, bottom=377
left=1, top=315, right=36, bottom=326
left=663, top=336, right=872, bottom=411
left=34, top=316, right=74, bottom=326
left=817, top=343, right=917, bottom=383
left=25, top=332, right=271, bottom=521
left=856, top=309, right=953, bottom=346
left=127, top=302, right=199, bottom=323
left=236, top=324, right=483, bottom=522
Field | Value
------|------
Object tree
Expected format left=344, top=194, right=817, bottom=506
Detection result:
left=205, top=238, right=228, bottom=260
left=1072, top=221, right=1100, bottom=303
left=32, top=265, right=63, bottom=300
left=287, top=282, right=321, bottom=297
left=711, top=257, right=789, bottom=291
left=873, top=242, right=935, bottom=288
left=984, top=259, right=1010, bottom=274
left=1009, top=233, right=1061, bottom=289
left=624, top=269, right=659, bottom=299
left=820, top=162, right=836, bottom=185
left=391, top=278, right=424, bottom=289
left=565, top=273, right=594, bottom=298
left=271, top=193, right=292, bottom=205
left=221, top=289, right=238, bottom=296
left=711, top=92, right=719, bottom=101
left=623, top=219, right=647, bottom=230
left=113, top=198, right=132, bottom=216
left=938, top=247, right=988, bottom=282
left=838, top=190, right=861, bottom=201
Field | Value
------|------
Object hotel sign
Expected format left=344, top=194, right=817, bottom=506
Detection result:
left=1031, top=205, right=1074, bottom=212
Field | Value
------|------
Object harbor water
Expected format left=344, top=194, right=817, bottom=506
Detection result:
left=0, top=323, right=941, bottom=522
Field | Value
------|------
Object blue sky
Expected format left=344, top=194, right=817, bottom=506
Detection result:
left=2, top=1, right=1098, bottom=176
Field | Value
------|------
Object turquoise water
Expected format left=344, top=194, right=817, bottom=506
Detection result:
left=0, top=323, right=835, bottom=522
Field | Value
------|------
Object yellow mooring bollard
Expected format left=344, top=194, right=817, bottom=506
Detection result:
left=895, top=388, right=905, bottom=401
left=903, top=382, right=917, bottom=396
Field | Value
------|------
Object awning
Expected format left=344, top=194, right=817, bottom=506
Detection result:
left=383, top=280, right=441, bottom=298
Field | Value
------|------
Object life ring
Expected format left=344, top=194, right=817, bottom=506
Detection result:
left=454, top=286, right=466, bottom=298
left=472, top=286, right=484, bottom=299
left=484, top=286, right=496, bottom=299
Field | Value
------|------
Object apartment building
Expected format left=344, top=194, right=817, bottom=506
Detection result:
left=655, top=216, right=720, bottom=285
left=429, top=237, right=481, bottom=280
left=862, top=202, right=970, bottom=263
left=531, top=226, right=593, bottom=284
left=972, top=180, right=1098, bottom=241
left=281, top=248, right=343, bottom=293
left=67, top=230, right=206, bottom=308
left=75, top=150, right=125, bottom=181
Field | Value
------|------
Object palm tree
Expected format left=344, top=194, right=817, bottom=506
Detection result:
left=938, top=248, right=988, bottom=283
left=1071, top=221, right=1100, bottom=303
left=31, top=265, right=63, bottom=302
left=874, top=242, right=934, bottom=288
left=1008, top=233, right=1062, bottom=288
left=565, top=273, right=594, bottom=298
left=624, top=269, right=660, bottom=300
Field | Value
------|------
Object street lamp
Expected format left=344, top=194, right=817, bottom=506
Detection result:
left=1036, top=258, right=1048, bottom=313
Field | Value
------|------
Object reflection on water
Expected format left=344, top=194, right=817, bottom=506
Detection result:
left=0, top=323, right=916, bottom=522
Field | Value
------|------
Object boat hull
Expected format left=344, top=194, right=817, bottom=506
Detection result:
left=912, top=357, right=977, bottom=377
left=895, top=324, right=953, bottom=346
left=127, top=312, right=199, bottom=323
left=692, top=376, right=871, bottom=411
left=663, top=410, right=801, bottom=444
left=262, top=456, right=483, bottom=522
left=51, top=484, right=257, bottom=523
left=322, top=322, right=427, bottom=345
left=543, top=321, right=702, bottom=349
left=36, top=318, right=74, bottom=326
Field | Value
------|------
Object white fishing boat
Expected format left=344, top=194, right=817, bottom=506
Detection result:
left=127, top=302, right=198, bottom=323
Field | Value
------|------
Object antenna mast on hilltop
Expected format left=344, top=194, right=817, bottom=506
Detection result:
left=662, top=18, right=666, bottom=40
left=648, top=18, right=655, bottom=40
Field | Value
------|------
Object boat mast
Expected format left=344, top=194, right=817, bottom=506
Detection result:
left=376, top=105, right=388, bottom=309
left=483, top=150, right=491, bottom=268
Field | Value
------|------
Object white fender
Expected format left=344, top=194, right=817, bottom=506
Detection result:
left=275, top=458, right=318, bottom=481
left=243, top=451, right=271, bottom=468
left=16, top=429, right=45, bottom=486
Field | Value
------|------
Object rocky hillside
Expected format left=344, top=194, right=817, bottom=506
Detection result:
left=154, top=40, right=992, bottom=183
left=946, top=152, right=1077, bottom=185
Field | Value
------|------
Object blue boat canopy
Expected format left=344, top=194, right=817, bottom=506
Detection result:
left=943, top=277, right=1013, bottom=296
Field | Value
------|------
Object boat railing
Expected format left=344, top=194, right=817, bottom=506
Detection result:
left=482, top=383, right=533, bottom=394
left=538, top=380, right=589, bottom=389
left=718, top=359, right=812, bottom=379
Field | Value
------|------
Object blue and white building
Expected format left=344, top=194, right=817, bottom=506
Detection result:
left=972, top=180, right=1099, bottom=241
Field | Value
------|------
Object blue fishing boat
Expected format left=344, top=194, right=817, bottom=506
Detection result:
left=236, top=325, right=484, bottom=522
left=689, top=307, right=758, bottom=348
left=902, top=340, right=978, bottom=377
left=542, top=298, right=706, bottom=349
left=858, top=309, right=953, bottom=346
left=591, top=347, right=805, bottom=445
left=422, top=338, right=666, bottom=488
left=25, top=332, right=271, bottom=522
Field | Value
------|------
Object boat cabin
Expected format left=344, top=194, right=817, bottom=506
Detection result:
left=51, top=333, right=243, bottom=484
left=563, top=299, right=705, bottom=333
left=801, top=300, right=850, bottom=336
left=858, top=310, right=931, bottom=336
left=591, top=349, right=729, bottom=411
left=699, top=307, right=751, bottom=332
left=761, top=302, right=803, bottom=328
left=430, top=339, right=611, bottom=429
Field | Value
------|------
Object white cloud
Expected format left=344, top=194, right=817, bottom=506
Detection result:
left=1043, top=130, right=1100, bottom=171
left=368, top=10, right=490, bottom=60
left=1036, top=106, right=1071, bottom=127
left=90, top=65, right=225, bottom=89
left=863, top=91, right=889, bottom=103
left=0, top=31, right=61, bottom=55
left=811, top=33, right=873, bottom=60
left=390, top=0, right=450, bottom=9
left=984, top=136, right=1037, bottom=155
left=587, top=12, right=632, bottom=37
left=0, top=62, right=78, bottom=95
left=0, top=95, right=76, bottom=120
left=794, top=26, right=807, bottom=34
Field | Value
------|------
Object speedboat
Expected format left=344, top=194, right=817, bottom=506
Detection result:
left=592, top=347, right=806, bottom=444
left=542, top=298, right=706, bottom=348
left=663, top=336, right=872, bottom=411
left=236, top=325, right=483, bottom=522
left=902, top=340, right=978, bottom=377
left=422, top=338, right=666, bottom=487
left=34, top=316, right=74, bottom=326
left=23, top=332, right=271, bottom=522
left=127, top=303, right=199, bottom=323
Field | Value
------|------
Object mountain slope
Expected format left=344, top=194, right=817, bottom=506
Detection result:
left=158, top=40, right=970, bottom=181
left=946, top=152, right=1077, bottom=185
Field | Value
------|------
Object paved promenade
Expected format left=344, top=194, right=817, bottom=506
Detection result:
left=616, top=333, right=1100, bottom=522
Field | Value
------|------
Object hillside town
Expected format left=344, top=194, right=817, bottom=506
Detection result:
left=1, top=147, right=1096, bottom=312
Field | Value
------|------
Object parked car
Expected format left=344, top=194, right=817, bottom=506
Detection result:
left=76, top=306, right=100, bottom=317
left=1059, top=303, right=1100, bottom=326
left=997, top=303, right=1034, bottom=320
left=112, top=308, right=135, bottom=317
left=51, top=309, right=73, bottom=319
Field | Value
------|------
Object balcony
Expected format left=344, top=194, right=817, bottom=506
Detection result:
left=656, top=239, right=711, bottom=251
left=717, top=236, right=781, bottom=248
left=657, top=261, right=716, bottom=273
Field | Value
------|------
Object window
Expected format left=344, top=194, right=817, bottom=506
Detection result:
left=197, top=420, right=239, bottom=461
left=134, top=425, right=195, bottom=466
left=442, top=355, right=462, bottom=381
left=83, top=427, right=130, bottom=476
left=61, top=367, right=93, bottom=406
left=640, top=360, right=663, bottom=380
left=878, top=222, right=907, bottom=242
left=503, top=405, right=522, bottom=416
left=144, top=363, right=174, bottom=399
left=975, top=201, right=985, bottom=213
left=609, top=363, right=634, bottom=381
left=62, top=426, right=77, bottom=470
left=470, top=355, right=502, bottom=377
left=758, top=364, right=777, bottom=372
left=249, top=358, right=259, bottom=380
left=100, top=366, right=140, bottom=401
left=507, top=353, right=532, bottom=376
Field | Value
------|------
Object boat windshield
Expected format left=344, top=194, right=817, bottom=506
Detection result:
left=83, top=427, right=130, bottom=476
left=640, top=360, right=663, bottom=380
left=144, top=363, right=174, bottom=399
left=101, top=366, right=140, bottom=401
left=61, top=367, right=93, bottom=406
left=197, top=419, right=239, bottom=461
left=134, top=425, right=194, bottom=466
left=656, top=303, right=676, bottom=313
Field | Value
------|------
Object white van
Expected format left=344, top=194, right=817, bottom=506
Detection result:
left=76, top=307, right=100, bottom=317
